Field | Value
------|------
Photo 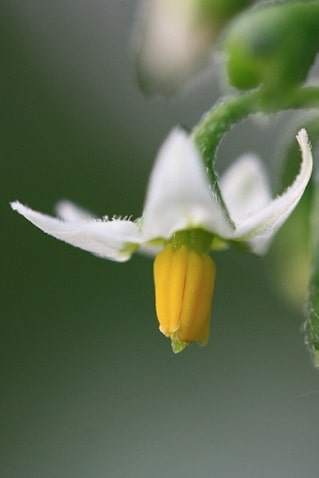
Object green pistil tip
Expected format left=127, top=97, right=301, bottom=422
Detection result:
left=171, top=337, right=188, bottom=354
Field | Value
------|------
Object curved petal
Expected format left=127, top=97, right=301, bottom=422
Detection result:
left=142, top=128, right=233, bottom=240
left=10, top=201, right=142, bottom=262
left=232, top=129, right=313, bottom=254
left=220, top=154, right=271, bottom=223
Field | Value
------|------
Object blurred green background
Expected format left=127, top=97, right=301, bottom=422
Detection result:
left=2, top=2, right=319, bottom=477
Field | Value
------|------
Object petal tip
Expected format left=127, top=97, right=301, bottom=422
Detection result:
left=164, top=126, right=191, bottom=149
left=295, top=128, right=313, bottom=179
left=296, top=128, right=310, bottom=150
left=10, top=200, right=23, bottom=213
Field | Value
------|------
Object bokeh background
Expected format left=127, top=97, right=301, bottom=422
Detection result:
left=2, top=1, right=319, bottom=477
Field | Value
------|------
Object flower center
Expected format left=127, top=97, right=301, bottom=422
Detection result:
left=153, top=229, right=216, bottom=353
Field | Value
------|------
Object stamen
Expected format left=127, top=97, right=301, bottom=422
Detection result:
left=153, top=230, right=216, bottom=353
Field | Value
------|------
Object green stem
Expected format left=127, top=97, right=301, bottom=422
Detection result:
left=190, top=85, right=319, bottom=235
left=307, top=177, right=319, bottom=367
left=191, top=91, right=261, bottom=227
left=192, top=86, right=319, bottom=179
left=305, top=124, right=319, bottom=366
left=289, top=86, right=319, bottom=110
left=191, top=90, right=260, bottom=174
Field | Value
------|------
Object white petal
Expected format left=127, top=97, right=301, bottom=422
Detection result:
left=10, top=201, right=142, bottom=262
left=220, top=154, right=271, bottom=223
left=55, top=200, right=96, bottom=222
left=142, top=128, right=233, bottom=240
left=232, top=129, right=313, bottom=254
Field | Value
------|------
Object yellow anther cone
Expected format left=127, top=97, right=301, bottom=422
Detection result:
left=154, top=243, right=216, bottom=353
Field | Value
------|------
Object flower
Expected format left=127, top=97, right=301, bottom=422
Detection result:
left=11, top=128, right=312, bottom=352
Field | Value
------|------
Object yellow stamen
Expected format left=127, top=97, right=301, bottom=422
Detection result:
left=154, top=241, right=216, bottom=353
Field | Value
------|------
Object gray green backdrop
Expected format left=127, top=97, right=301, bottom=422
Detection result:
left=2, top=1, right=319, bottom=477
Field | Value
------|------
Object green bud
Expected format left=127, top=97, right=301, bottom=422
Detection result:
left=222, top=1, right=319, bottom=98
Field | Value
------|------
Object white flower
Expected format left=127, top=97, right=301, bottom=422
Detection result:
left=11, top=127, right=312, bottom=352
left=11, top=128, right=312, bottom=261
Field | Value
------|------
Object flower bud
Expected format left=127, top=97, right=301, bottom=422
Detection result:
left=222, top=2, right=319, bottom=98
left=154, top=243, right=216, bottom=353
left=134, top=0, right=253, bottom=95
